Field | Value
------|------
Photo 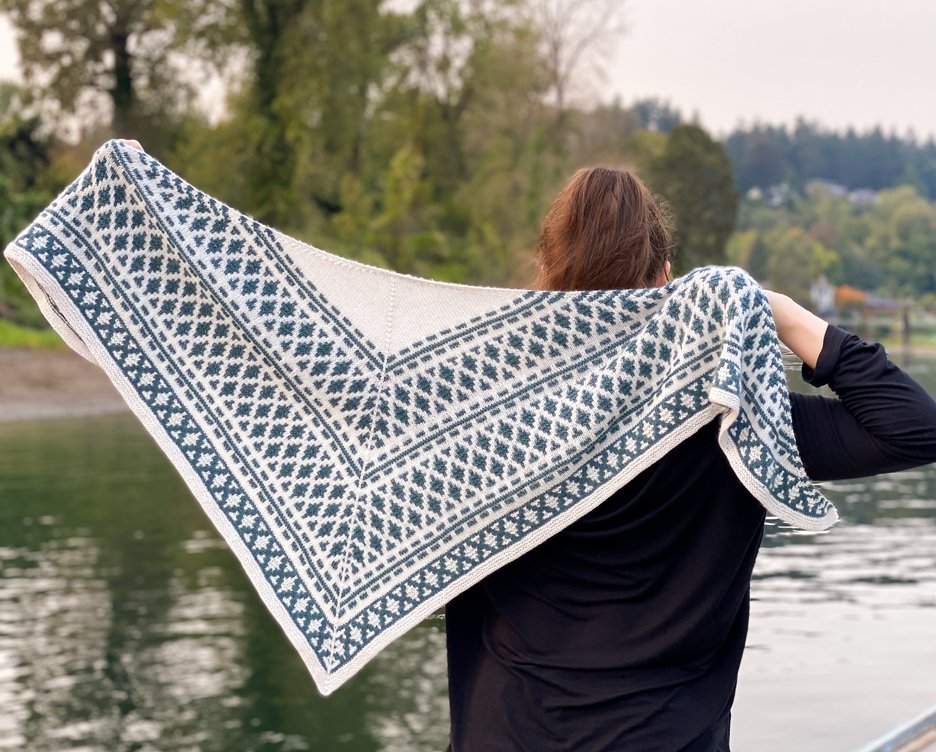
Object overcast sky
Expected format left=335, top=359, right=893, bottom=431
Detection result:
left=608, top=0, right=936, bottom=139
left=2, top=0, right=935, bottom=140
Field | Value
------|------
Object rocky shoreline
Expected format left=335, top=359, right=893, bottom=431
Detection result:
left=0, top=347, right=129, bottom=422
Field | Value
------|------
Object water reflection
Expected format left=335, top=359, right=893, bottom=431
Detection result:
left=366, top=617, right=449, bottom=752
left=734, top=358, right=936, bottom=750
left=1, top=361, right=935, bottom=751
left=0, top=413, right=456, bottom=751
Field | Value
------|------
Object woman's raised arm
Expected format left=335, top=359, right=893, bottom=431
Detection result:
left=764, top=289, right=827, bottom=369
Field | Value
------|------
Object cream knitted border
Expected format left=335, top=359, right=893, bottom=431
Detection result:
left=3, top=242, right=839, bottom=696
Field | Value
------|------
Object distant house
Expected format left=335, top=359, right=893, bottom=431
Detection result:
left=834, top=284, right=899, bottom=313
left=847, top=188, right=878, bottom=207
left=863, top=293, right=901, bottom=313
left=805, top=179, right=878, bottom=206
left=834, top=284, right=867, bottom=311
left=806, top=179, right=849, bottom=200
left=809, top=274, right=836, bottom=315
left=744, top=183, right=798, bottom=206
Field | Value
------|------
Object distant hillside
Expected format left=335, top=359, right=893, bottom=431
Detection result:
left=624, top=99, right=936, bottom=200
left=723, top=121, right=936, bottom=200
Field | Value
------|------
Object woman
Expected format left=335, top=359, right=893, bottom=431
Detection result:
left=443, top=166, right=936, bottom=751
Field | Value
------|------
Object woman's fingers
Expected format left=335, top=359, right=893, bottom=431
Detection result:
left=120, top=139, right=144, bottom=152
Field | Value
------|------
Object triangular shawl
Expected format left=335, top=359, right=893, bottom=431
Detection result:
left=3, top=140, right=837, bottom=695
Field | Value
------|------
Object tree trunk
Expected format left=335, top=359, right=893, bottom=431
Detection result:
left=239, top=0, right=305, bottom=226
left=110, top=27, right=136, bottom=137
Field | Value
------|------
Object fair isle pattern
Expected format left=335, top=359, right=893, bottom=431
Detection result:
left=3, top=140, right=837, bottom=694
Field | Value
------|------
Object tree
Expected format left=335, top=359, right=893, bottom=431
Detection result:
left=527, top=0, right=629, bottom=146
left=222, top=0, right=413, bottom=227
left=864, top=186, right=936, bottom=296
left=764, top=227, right=839, bottom=307
left=628, top=97, right=682, bottom=134
left=0, top=85, right=58, bottom=325
left=0, top=83, right=53, bottom=190
left=726, top=228, right=771, bottom=282
left=328, top=0, right=548, bottom=281
left=733, top=127, right=789, bottom=190
left=0, top=0, right=232, bottom=145
left=643, top=124, right=738, bottom=273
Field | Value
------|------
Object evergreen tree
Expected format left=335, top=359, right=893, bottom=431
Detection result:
left=644, top=124, right=738, bottom=273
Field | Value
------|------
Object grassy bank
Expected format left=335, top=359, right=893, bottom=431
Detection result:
left=0, top=320, right=66, bottom=350
left=878, top=329, right=936, bottom=353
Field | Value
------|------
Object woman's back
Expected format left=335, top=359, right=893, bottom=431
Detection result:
left=446, top=420, right=763, bottom=751
left=442, top=165, right=936, bottom=751
left=445, top=325, right=936, bottom=751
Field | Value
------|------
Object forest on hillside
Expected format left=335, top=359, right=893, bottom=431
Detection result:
left=1, top=0, right=934, bottom=333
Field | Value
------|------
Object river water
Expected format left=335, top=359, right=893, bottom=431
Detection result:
left=1, top=361, right=935, bottom=751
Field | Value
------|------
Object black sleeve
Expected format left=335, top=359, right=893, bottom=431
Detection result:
left=789, top=325, right=936, bottom=482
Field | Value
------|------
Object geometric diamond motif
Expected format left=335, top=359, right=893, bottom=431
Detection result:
left=2, top=140, right=837, bottom=696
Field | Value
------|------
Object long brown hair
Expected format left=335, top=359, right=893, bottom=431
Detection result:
left=532, top=166, right=673, bottom=291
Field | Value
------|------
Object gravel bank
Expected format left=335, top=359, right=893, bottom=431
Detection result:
left=0, top=347, right=128, bottom=422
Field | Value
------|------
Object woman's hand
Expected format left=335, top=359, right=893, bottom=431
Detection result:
left=120, top=139, right=144, bottom=152
left=763, top=289, right=828, bottom=370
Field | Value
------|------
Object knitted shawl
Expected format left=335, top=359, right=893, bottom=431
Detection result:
left=3, top=139, right=837, bottom=695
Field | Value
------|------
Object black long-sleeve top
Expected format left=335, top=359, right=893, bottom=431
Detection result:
left=444, top=326, right=936, bottom=752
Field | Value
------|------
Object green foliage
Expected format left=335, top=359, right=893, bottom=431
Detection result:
left=0, top=0, right=740, bottom=301
left=0, top=318, right=67, bottom=348
left=863, top=186, right=936, bottom=295
left=0, top=0, right=224, bottom=150
left=628, top=98, right=682, bottom=134
left=726, top=229, right=771, bottom=281
left=643, top=124, right=739, bottom=273
left=6, top=0, right=934, bottom=327
left=0, top=94, right=57, bottom=326
left=370, top=143, right=428, bottom=270
left=0, top=173, right=54, bottom=326
left=763, top=227, right=839, bottom=307
left=724, top=119, right=936, bottom=200
left=734, top=180, right=936, bottom=306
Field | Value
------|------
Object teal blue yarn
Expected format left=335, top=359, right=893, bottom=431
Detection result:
left=3, top=140, right=836, bottom=694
